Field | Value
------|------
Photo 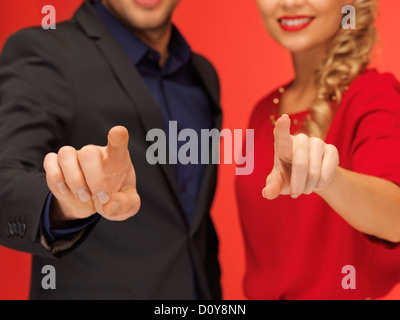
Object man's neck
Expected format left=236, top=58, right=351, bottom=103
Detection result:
left=101, top=0, right=173, bottom=67
left=131, top=23, right=172, bottom=67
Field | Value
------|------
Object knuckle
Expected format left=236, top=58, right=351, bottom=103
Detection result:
left=132, top=193, right=141, bottom=213
left=44, top=152, right=56, bottom=161
left=58, top=146, right=77, bottom=160
left=308, top=169, right=320, bottom=182
left=293, top=160, right=308, bottom=171
left=318, top=173, right=329, bottom=187
left=295, top=133, right=308, bottom=142
left=70, top=174, right=86, bottom=187
left=64, top=172, right=86, bottom=190
left=79, top=145, right=99, bottom=161
left=43, top=152, right=56, bottom=168
left=326, top=144, right=340, bottom=163
left=46, top=170, right=62, bottom=183
left=293, top=135, right=309, bottom=150
left=80, top=144, right=97, bottom=154
left=310, top=137, right=324, bottom=148
left=123, top=193, right=141, bottom=217
left=326, top=144, right=338, bottom=154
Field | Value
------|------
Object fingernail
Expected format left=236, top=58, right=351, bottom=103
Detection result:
left=77, top=189, right=91, bottom=203
left=291, top=194, right=299, bottom=199
left=57, top=182, right=69, bottom=195
left=97, top=191, right=110, bottom=204
left=111, top=201, right=119, bottom=215
left=282, top=114, right=289, bottom=118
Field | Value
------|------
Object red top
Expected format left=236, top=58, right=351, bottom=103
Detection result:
left=235, top=69, right=400, bottom=299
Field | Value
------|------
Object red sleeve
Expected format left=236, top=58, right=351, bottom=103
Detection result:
left=345, top=71, right=400, bottom=248
left=348, top=72, right=400, bottom=187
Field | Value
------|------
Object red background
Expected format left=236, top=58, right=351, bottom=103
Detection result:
left=1, top=0, right=400, bottom=300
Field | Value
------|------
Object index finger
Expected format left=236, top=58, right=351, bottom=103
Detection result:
left=106, top=126, right=130, bottom=162
left=274, top=114, right=293, bottom=163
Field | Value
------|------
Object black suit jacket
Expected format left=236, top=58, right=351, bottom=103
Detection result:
left=0, top=0, right=222, bottom=300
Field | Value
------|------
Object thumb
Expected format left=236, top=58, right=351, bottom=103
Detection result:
left=262, top=168, right=284, bottom=200
left=274, top=114, right=293, bottom=163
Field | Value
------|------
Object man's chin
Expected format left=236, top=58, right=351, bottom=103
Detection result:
left=127, top=14, right=173, bottom=32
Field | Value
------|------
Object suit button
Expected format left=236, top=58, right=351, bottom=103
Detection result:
left=9, top=222, right=16, bottom=236
left=20, top=222, right=26, bottom=238
left=12, top=222, right=18, bottom=236
left=16, top=221, right=22, bottom=237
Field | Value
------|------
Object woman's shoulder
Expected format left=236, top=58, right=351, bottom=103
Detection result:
left=347, top=68, right=400, bottom=99
left=342, top=68, right=400, bottom=113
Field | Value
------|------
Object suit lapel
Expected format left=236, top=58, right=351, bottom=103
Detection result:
left=191, top=55, right=222, bottom=115
left=190, top=55, right=223, bottom=233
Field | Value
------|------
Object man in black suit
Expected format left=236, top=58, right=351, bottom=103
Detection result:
left=0, top=0, right=222, bottom=299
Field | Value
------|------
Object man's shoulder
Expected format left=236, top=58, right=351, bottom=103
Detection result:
left=2, top=19, right=86, bottom=55
left=191, top=53, right=217, bottom=74
left=191, top=53, right=220, bottom=86
left=190, top=52, right=220, bottom=101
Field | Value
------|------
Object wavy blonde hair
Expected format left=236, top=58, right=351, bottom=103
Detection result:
left=305, top=0, right=378, bottom=138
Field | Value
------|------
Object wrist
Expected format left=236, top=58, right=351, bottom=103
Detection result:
left=49, top=197, right=79, bottom=229
left=315, top=166, right=342, bottom=198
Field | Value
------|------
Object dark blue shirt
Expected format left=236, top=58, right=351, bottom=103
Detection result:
left=42, top=1, right=213, bottom=242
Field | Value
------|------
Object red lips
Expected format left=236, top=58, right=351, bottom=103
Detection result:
left=278, top=16, right=315, bottom=32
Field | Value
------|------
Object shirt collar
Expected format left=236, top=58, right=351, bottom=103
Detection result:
left=92, top=1, right=191, bottom=74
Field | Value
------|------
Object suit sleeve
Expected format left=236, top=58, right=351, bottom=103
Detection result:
left=0, top=28, right=81, bottom=258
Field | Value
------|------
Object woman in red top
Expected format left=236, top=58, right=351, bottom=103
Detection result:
left=236, top=0, right=400, bottom=299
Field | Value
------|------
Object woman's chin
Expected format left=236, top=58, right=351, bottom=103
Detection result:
left=277, top=39, right=323, bottom=55
left=280, top=44, right=310, bottom=55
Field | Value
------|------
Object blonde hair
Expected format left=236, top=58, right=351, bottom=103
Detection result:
left=306, top=0, right=378, bottom=138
